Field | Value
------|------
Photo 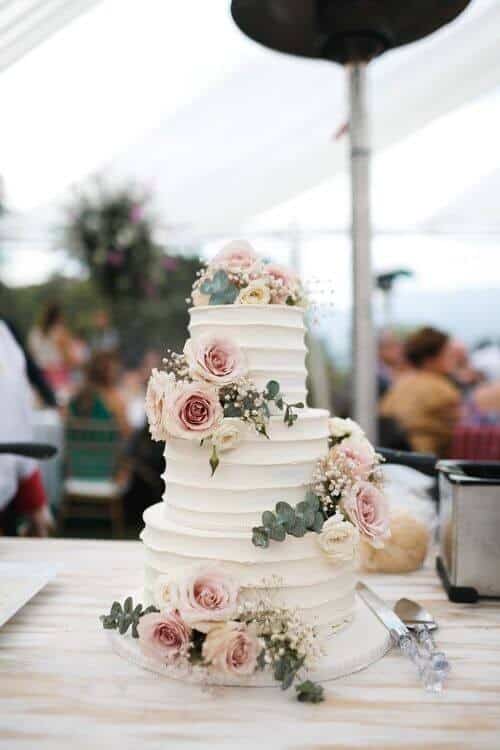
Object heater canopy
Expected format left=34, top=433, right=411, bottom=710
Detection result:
left=231, top=0, right=472, bottom=63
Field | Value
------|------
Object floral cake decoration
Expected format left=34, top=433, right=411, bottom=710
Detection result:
left=145, top=333, right=304, bottom=474
left=252, top=417, right=390, bottom=558
left=101, top=566, right=324, bottom=703
left=190, top=240, right=307, bottom=308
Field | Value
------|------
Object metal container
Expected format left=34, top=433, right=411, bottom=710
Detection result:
left=437, top=461, right=500, bottom=602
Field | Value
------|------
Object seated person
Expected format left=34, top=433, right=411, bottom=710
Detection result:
left=379, top=327, right=461, bottom=457
left=69, top=352, right=131, bottom=438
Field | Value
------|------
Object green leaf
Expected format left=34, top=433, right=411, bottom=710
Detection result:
left=305, top=491, right=320, bottom=512
left=257, top=649, right=266, bottom=671
left=281, top=668, right=296, bottom=691
left=289, top=516, right=307, bottom=537
left=296, top=501, right=315, bottom=528
left=295, top=680, right=325, bottom=704
left=210, top=284, right=239, bottom=305
left=209, top=444, right=219, bottom=476
left=200, top=279, right=214, bottom=294
left=312, top=512, right=325, bottom=533
left=142, top=605, right=160, bottom=616
left=124, top=596, right=133, bottom=614
left=275, top=501, right=294, bottom=527
left=252, top=526, right=270, bottom=548
left=211, top=269, right=230, bottom=293
left=110, top=601, right=121, bottom=616
left=268, top=523, right=286, bottom=542
left=262, top=510, right=276, bottom=529
left=290, top=402, right=305, bottom=409
left=265, top=380, right=280, bottom=399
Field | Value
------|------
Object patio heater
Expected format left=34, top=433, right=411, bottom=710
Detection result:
left=230, top=0, right=471, bottom=441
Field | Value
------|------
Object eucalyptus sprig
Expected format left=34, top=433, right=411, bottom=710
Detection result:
left=200, top=269, right=239, bottom=305
left=295, top=680, right=325, bottom=704
left=100, top=597, right=159, bottom=638
left=252, top=491, right=325, bottom=548
left=263, top=380, right=304, bottom=427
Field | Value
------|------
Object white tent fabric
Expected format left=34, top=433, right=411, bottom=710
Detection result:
left=1, top=0, right=500, bottom=245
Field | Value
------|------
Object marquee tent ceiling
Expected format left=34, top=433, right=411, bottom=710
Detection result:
left=2, top=0, right=500, bottom=243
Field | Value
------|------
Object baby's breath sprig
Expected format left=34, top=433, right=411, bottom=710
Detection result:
left=162, top=350, right=191, bottom=381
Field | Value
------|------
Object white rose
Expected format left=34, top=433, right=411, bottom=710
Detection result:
left=211, top=421, right=241, bottom=452
left=153, top=574, right=173, bottom=608
left=328, top=417, right=365, bottom=440
left=317, top=513, right=360, bottom=562
left=145, top=369, right=177, bottom=441
left=236, top=279, right=271, bottom=305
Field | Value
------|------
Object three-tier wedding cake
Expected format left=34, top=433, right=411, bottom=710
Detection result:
left=101, top=241, right=390, bottom=702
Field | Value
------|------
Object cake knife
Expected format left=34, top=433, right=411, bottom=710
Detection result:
left=356, top=582, right=444, bottom=691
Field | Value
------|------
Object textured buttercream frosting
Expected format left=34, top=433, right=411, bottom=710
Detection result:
left=141, top=304, right=356, bottom=634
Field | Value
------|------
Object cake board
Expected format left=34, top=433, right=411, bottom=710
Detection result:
left=108, top=594, right=392, bottom=687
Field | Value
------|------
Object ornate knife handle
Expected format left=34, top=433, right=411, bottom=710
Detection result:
left=393, top=631, right=448, bottom=692
left=415, top=625, right=451, bottom=679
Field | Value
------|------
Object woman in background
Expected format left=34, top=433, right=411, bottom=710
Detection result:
left=380, top=327, right=461, bottom=457
left=28, top=302, right=77, bottom=401
left=69, top=352, right=131, bottom=437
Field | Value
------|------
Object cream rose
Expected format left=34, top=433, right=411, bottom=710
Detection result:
left=164, top=382, right=223, bottom=440
left=237, top=279, right=271, bottom=305
left=183, top=335, right=247, bottom=385
left=328, top=417, right=364, bottom=440
left=212, top=240, right=258, bottom=274
left=202, top=621, right=260, bottom=676
left=145, top=369, right=177, bottom=441
left=342, top=481, right=391, bottom=548
left=211, top=421, right=241, bottom=452
left=317, top=513, right=359, bottom=562
left=137, top=610, right=192, bottom=663
left=172, top=567, right=240, bottom=627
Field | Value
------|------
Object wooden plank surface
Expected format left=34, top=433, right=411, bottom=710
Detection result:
left=0, top=537, right=499, bottom=750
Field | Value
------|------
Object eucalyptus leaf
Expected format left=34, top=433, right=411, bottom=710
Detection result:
left=312, top=512, right=325, bottom=533
left=210, top=284, right=239, bottom=305
left=252, top=526, right=270, bottom=548
left=268, top=523, right=286, bottom=542
left=289, top=516, right=307, bottom=537
left=296, top=501, right=315, bottom=528
left=262, top=510, right=276, bottom=529
left=295, top=680, right=325, bottom=704
left=275, top=501, right=294, bottom=526
left=265, top=380, right=280, bottom=400
left=124, top=596, right=133, bottom=614
left=305, top=491, right=320, bottom=512
left=200, top=279, right=214, bottom=294
left=211, top=269, right=230, bottom=293
left=209, top=444, right=219, bottom=476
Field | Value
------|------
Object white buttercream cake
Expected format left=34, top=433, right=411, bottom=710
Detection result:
left=141, top=302, right=356, bottom=635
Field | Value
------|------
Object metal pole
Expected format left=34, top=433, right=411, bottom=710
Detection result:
left=348, top=63, right=376, bottom=441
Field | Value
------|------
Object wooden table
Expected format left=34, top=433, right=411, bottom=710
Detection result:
left=1, top=538, right=499, bottom=750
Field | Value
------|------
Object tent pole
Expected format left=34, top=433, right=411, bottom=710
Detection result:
left=348, top=62, right=377, bottom=441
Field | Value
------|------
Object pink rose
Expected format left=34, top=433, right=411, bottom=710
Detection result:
left=332, top=435, right=376, bottom=481
left=165, top=382, right=223, bottom=440
left=137, top=610, right=192, bottom=663
left=145, top=369, right=177, bottom=441
left=265, top=263, right=299, bottom=304
left=342, top=481, right=390, bottom=548
left=184, top=335, right=247, bottom=385
left=173, top=567, right=240, bottom=626
left=202, top=621, right=260, bottom=676
left=212, top=240, right=258, bottom=273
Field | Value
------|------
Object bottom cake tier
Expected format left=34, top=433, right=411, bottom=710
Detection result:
left=141, top=502, right=356, bottom=637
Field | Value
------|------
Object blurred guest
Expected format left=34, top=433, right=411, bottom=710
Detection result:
left=89, top=309, right=119, bottom=354
left=463, top=380, right=500, bottom=426
left=0, top=319, right=53, bottom=536
left=3, top=319, right=57, bottom=408
left=380, top=327, right=461, bottom=457
left=471, top=341, right=500, bottom=383
left=69, top=352, right=131, bottom=437
left=449, top=339, right=483, bottom=392
left=377, top=329, right=408, bottom=397
left=28, top=302, right=78, bottom=400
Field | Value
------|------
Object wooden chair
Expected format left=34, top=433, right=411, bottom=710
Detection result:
left=58, top=417, right=125, bottom=538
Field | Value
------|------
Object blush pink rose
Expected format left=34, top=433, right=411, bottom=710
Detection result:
left=184, top=335, right=247, bottom=385
left=137, top=610, right=192, bottom=663
left=173, top=567, right=240, bottom=626
left=202, top=621, right=260, bottom=676
left=165, top=382, right=223, bottom=440
left=212, top=240, right=258, bottom=273
left=342, top=481, right=390, bottom=548
left=332, top=435, right=376, bottom=481
left=265, top=263, right=299, bottom=304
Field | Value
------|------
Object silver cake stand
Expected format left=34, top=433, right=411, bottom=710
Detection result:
left=108, top=595, right=391, bottom=687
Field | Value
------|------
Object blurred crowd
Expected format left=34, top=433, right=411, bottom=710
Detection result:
left=377, top=326, right=500, bottom=456
left=1, top=298, right=500, bottom=540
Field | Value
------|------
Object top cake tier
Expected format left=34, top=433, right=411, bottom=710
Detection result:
left=189, top=304, right=308, bottom=404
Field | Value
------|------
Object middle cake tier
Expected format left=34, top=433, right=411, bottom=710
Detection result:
left=163, top=407, right=330, bottom=533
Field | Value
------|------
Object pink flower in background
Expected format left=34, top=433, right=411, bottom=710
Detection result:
left=162, top=256, right=179, bottom=272
left=202, top=621, right=260, bottom=676
left=130, top=203, right=144, bottom=224
left=137, top=610, right=192, bottom=663
left=165, top=382, right=223, bottom=440
left=173, top=567, right=240, bottom=626
left=212, top=240, right=258, bottom=274
left=183, top=335, right=247, bottom=385
left=342, top=481, right=390, bottom=548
